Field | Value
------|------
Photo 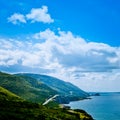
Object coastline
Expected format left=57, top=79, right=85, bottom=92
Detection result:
left=60, top=97, right=94, bottom=120
left=59, top=104, right=94, bottom=120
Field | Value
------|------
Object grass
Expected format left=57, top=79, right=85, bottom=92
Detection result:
left=0, top=86, right=93, bottom=120
left=0, top=72, right=57, bottom=103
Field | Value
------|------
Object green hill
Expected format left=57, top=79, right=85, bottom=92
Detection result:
left=19, top=73, right=89, bottom=103
left=0, top=86, right=93, bottom=120
left=0, top=72, right=57, bottom=103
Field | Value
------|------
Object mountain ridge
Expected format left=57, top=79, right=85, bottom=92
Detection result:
left=0, top=71, right=89, bottom=104
left=17, top=73, right=89, bottom=103
left=19, top=73, right=89, bottom=96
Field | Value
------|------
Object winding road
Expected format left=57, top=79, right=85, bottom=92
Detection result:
left=42, top=94, right=59, bottom=105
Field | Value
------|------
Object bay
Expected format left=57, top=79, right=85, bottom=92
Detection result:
left=67, top=93, right=120, bottom=120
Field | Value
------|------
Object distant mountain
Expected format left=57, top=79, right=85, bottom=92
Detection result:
left=18, top=73, right=89, bottom=103
left=0, top=72, right=57, bottom=103
left=0, top=86, right=93, bottom=120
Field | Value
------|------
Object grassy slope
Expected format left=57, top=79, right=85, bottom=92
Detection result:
left=0, top=86, right=22, bottom=101
left=0, top=86, right=93, bottom=120
left=0, top=72, right=57, bottom=103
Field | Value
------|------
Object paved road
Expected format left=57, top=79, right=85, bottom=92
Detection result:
left=42, top=94, right=59, bottom=105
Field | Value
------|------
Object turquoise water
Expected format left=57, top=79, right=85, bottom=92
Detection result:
left=68, top=93, right=120, bottom=120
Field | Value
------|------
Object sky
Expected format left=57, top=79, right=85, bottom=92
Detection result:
left=0, top=0, right=120, bottom=92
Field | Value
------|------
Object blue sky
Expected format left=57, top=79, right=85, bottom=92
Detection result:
left=0, top=0, right=120, bottom=92
left=1, top=0, right=120, bottom=45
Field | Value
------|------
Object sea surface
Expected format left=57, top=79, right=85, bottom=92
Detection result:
left=67, top=93, right=120, bottom=120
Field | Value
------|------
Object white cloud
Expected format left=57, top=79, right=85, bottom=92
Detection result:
left=0, top=29, right=120, bottom=91
left=8, top=6, right=54, bottom=24
left=72, top=71, right=120, bottom=92
left=26, top=6, right=54, bottom=23
left=8, top=13, right=26, bottom=24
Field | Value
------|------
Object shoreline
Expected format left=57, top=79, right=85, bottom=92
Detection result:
left=59, top=104, right=94, bottom=120
left=59, top=97, right=94, bottom=120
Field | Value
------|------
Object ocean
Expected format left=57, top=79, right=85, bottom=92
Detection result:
left=67, top=93, right=120, bottom=120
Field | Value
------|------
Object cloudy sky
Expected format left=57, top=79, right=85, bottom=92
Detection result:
left=0, top=0, right=120, bottom=92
